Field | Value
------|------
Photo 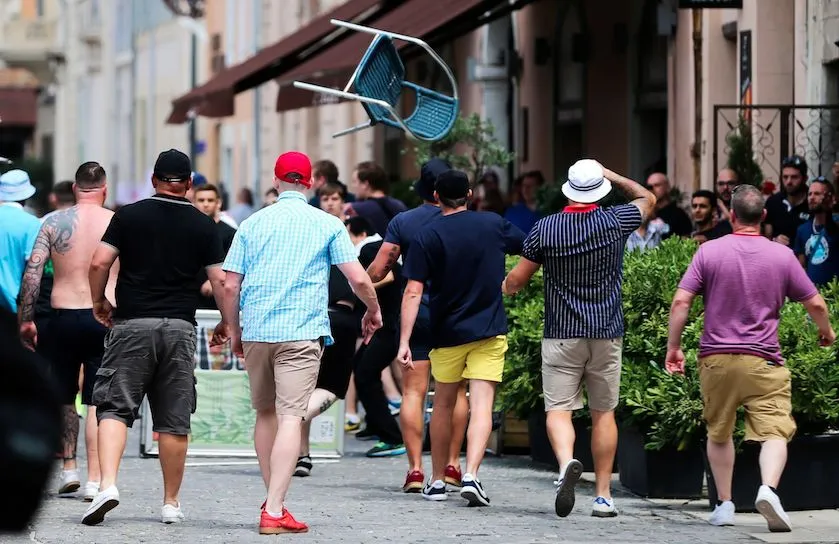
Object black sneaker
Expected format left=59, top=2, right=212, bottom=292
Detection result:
left=460, top=473, right=490, bottom=506
left=421, top=479, right=447, bottom=501
left=555, top=459, right=583, bottom=517
left=355, top=427, right=379, bottom=441
left=293, top=456, right=312, bottom=477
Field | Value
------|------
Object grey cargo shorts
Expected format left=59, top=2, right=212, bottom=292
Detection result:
left=93, top=317, right=197, bottom=435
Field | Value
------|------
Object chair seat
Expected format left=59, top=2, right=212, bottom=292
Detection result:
left=382, top=83, right=458, bottom=140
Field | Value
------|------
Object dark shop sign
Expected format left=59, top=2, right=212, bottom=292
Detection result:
left=678, top=0, right=743, bottom=8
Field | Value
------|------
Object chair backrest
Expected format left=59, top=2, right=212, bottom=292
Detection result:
left=354, top=35, right=405, bottom=124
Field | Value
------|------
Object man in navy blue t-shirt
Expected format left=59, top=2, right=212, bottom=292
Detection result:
left=398, top=169, right=525, bottom=506
left=367, top=159, right=469, bottom=494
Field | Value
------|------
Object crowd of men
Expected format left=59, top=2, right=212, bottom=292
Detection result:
left=0, top=148, right=834, bottom=536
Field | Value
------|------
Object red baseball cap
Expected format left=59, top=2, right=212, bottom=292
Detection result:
left=274, top=151, right=313, bottom=188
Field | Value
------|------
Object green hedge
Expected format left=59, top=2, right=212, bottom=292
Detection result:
left=501, top=236, right=839, bottom=450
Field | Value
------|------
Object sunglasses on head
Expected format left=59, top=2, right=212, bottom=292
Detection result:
left=782, top=156, right=805, bottom=168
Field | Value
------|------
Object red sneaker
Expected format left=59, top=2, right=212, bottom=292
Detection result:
left=259, top=509, right=308, bottom=534
left=402, top=470, right=424, bottom=493
left=444, top=465, right=462, bottom=487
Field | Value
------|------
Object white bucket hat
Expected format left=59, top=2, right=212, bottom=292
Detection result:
left=0, top=169, right=36, bottom=202
left=562, top=159, right=612, bottom=204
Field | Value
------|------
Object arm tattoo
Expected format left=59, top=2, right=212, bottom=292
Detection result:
left=18, top=226, right=51, bottom=323
left=18, top=208, right=79, bottom=322
left=369, top=246, right=400, bottom=283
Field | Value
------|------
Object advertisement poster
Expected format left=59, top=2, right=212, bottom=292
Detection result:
left=140, top=311, right=344, bottom=459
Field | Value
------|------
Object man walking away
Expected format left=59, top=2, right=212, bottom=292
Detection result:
left=18, top=163, right=118, bottom=502
left=793, top=178, right=839, bottom=286
left=0, top=169, right=40, bottom=327
left=398, top=170, right=525, bottom=506
left=367, top=158, right=469, bottom=492
left=82, top=149, right=226, bottom=526
left=666, top=184, right=834, bottom=532
left=213, top=151, right=381, bottom=534
left=503, top=160, right=655, bottom=518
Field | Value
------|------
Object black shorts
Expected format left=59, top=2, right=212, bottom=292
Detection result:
left=44, top=309, right=107, bottom=405
left=93, top=318, right=197, bottom=435
left=410, top=301, right=433, bottom=362
left=316, top=307, right=358, bottom=398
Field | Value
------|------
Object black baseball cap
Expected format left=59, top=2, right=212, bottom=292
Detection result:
left=153, top=149, right=192, bottom=182
left=413, top=158, right=452, bottom=202
left=435, top=169, right=470, bottom=200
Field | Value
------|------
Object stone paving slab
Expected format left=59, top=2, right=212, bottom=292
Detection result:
left=5, top=428, right=835, bottom=543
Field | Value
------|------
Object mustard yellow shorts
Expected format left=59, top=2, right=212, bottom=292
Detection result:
left=698, top=354, right=797, bottom=443
left=429, top=335, right=508, bottom=384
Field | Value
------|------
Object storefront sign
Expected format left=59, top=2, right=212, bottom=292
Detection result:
left=678, top=0, right=742, bottom=8
left=139, top=310, right=344, bottom=459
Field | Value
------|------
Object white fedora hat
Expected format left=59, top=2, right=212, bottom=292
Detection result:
left=0, top=169, right=36, bottom=202
left=562, top=159, right=612, bottom=204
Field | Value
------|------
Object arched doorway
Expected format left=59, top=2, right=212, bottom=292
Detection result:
left=632, top=0, right=669, bottom=180
left=553, top=1, right=587, bottom=180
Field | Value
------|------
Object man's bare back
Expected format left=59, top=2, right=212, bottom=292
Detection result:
left=45, top=204, right=118, bottom=309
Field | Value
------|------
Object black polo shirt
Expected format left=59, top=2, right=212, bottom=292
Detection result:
left=765, top=192, right=810, bottom=242
left=101, top=194, right=224, bottom=324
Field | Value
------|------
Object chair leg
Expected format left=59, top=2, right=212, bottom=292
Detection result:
left=332, top=121, right=373, bottom=138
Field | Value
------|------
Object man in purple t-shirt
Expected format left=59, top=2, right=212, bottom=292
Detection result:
left=666, top=184, right=834, bottom=533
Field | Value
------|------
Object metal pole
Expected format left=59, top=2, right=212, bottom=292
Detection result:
left=252, top=0, right=261, bottom=195
left=189, top=31, right=197, bottom=163
left=692, top=8, right=703, bottom=192
left=147, top=6, right=156, bottom=174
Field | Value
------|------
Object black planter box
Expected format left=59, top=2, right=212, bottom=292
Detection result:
left=704, top=433, right=839, bottom=512
left=527, top=411, right=618, bottom=473
left=617, top=425, right=705, bottom=499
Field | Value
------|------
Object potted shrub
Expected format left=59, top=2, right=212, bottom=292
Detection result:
left=704, top=279, right=839, bottom=511
left=616, top=238, right=707, bottom=499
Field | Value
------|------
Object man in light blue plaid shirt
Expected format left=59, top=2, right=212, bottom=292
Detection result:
left=212, top=151, right=381, bottom=535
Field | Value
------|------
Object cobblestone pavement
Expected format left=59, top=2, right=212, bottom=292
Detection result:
left=7, top=428, right=836, bottom=544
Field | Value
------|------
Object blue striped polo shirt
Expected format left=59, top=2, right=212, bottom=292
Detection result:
left=521, top=203, right=642, bottom=339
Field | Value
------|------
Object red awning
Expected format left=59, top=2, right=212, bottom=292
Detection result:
left=274, top=0, right=529, bottom=112
left=0, top=87, right=38, bottom=126
left=167, top=0, right=399, bottom=124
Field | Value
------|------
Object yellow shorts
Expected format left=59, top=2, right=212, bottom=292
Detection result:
left=429, top=335, right=507, bottom=384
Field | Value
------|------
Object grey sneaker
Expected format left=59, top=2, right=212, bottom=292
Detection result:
left=554, top=459, right=583, bottom=517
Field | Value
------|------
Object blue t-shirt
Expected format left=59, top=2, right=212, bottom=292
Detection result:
left=0, top=204, right=41, bottom=313
left=793, top=217, right=839, bottom=286
left=504, top=203, right=540, bottom=235
left=403, top=210, right=526, bottom=347
left=385, top=203, right=441, bottom=305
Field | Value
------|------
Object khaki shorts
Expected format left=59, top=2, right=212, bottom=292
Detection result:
left=243, top=340, right=323, bottom=417
left=699, top=354, right=796, bottom=443
left=542, top=338, right=622, bottom=412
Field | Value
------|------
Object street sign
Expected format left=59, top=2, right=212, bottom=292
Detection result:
left=679, top=0, right=742, bottom=8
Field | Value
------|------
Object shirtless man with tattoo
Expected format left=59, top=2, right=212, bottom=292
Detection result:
left=18, top=162, right=118, bottom=501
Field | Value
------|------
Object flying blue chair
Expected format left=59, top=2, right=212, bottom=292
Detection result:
left=293, top=20, right=459, bottom=142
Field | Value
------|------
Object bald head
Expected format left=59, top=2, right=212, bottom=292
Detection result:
left=646, top=172, right=670, bottom=202
left=731, top=184, right=765, bottom=226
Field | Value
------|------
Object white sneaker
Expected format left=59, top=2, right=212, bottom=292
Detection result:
left=58, top=469, right=81, bottom=495
left=709, top=500, right=735, bottom=526
left=755, top=485, right=792, bottom=533
left=81, top=485, right=119, bottom=526
left=83, top=481, right=100, bottom=502
left=591, top=496, right=618, bottom=517
left=162, top=502, right=185, bottom=524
